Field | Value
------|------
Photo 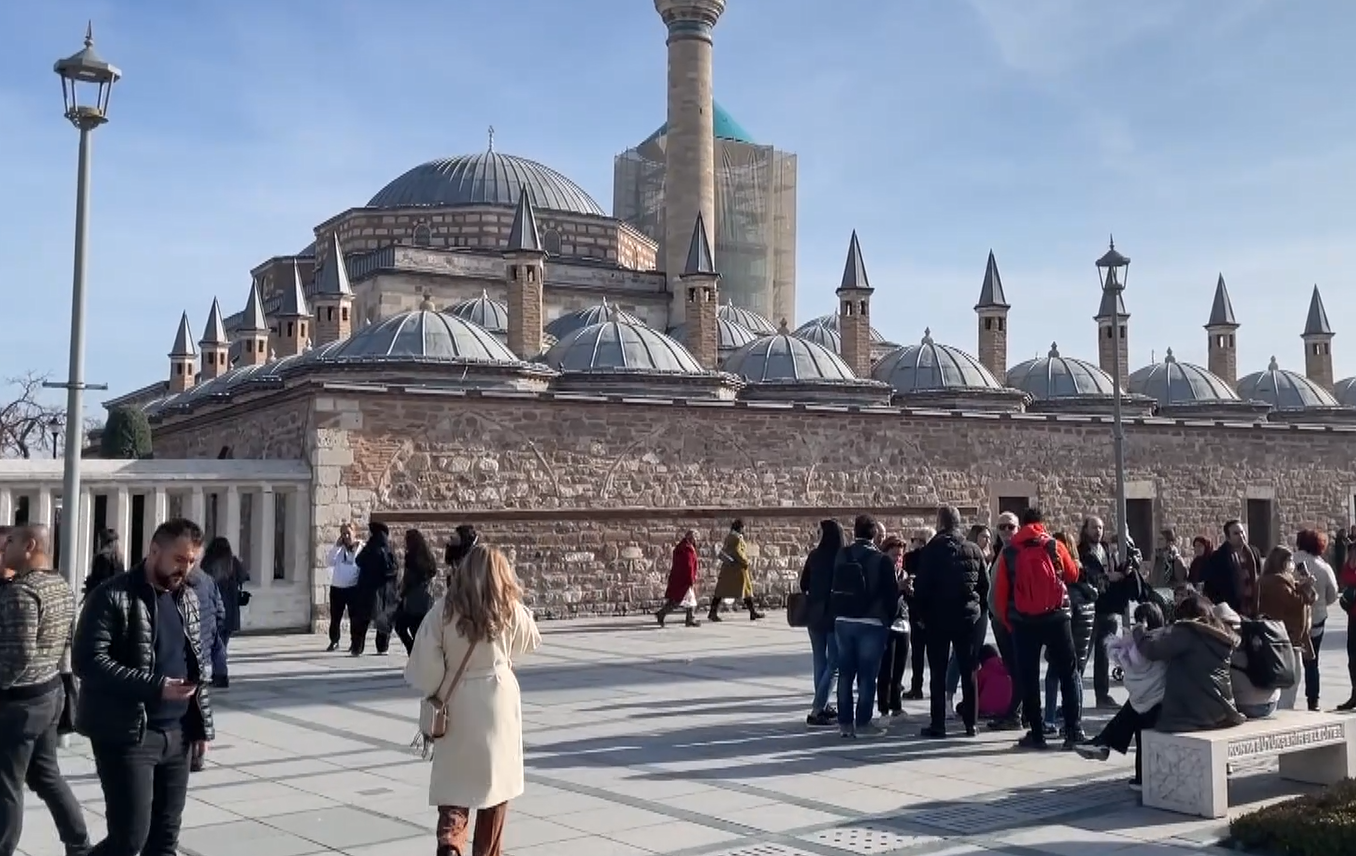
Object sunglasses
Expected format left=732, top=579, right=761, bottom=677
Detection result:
left=999, top=524, right=1017, bottom=531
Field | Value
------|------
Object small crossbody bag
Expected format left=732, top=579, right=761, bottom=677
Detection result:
left=412, top=640, right=477, bottom=759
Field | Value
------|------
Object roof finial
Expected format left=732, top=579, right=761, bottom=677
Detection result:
left=606, top=302, right=621, bottom=322
left=419, top=292, right=435, bottom=311
left=922, top=327, right=933, bottom=345
left=481, top=288, right=489, bottom=300
left=85, top=21, right=94, bottom=48
left=1267, top=355, right=1279, bottom=372
left=1108, top=233, right=1115, bottom=251
left=778, top=318, right=790, bottom=334
left=1048, top=342, right=1060, bottom=358
left=1164, top=347, right=1176, bottom=363
left=487, top=125, right=495, bottom=153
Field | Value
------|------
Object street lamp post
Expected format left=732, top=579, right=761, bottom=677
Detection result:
left=48, top=416, right=61, bottom=459
left=1096, top=237, right=1131, bottom=565
left=47, top=23, right=117, bottom=591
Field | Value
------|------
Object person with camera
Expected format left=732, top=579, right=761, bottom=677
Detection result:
left=326, top=524, right=363, bottom=653
left=1080, top=516, right=1147, bottom=709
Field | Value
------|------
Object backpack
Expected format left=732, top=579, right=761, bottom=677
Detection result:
left=1003, top=538, right=1068, bottom=621
left=830, top=549, right=873, bottom=620
left=1237, top=617, right=1299, bottom=690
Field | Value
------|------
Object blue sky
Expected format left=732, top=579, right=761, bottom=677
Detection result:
left=1, top=0, right=1352, bottom=412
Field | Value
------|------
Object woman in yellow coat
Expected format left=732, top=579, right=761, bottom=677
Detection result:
left=710, top=519, right=764, bottom=622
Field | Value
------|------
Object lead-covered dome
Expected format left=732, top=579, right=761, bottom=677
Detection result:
left=450, top=291, right=509, bottom=338
left=1335, top=377, right=1356, bottom=407
left=1129, top=349, right=1240, bottom=404
left=726, top=331, right=857, bottom=383
left=792, top=322, right=841, bottom=353
left=368, top=151, right=606, bottom=216
left=545, top=319, right=703, bottom=374
left=321, top=302, right=518, bottom=364
left=544, top=300, right=646, bottom=341
left=718, top=303, right=777, bottom=335
left=873, top=330, right=1004, bottom=393
left=1237, top=357, right=1341, bottom=410
left=1007, top=343, right=1116, bottom=399
left=797, top=313, right=890, bottom=345
left=669, top=317, right=759, bottom=355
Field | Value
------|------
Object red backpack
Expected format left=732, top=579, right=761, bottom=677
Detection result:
left=1003, top=537, right=1068, bottom=620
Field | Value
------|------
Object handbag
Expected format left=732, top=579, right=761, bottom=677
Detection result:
left=412, top=640, right=478, bottom=759
left=786, top=592, right=810, bottom=627
left=57, top=673, right=78, bottom=736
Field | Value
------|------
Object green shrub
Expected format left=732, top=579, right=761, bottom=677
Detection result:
left=99, top=406, right=153, bottom=459
left=1227, top=778, right=1356, bottom=856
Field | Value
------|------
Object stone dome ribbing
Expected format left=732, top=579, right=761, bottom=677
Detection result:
left=1236, top=358, right=1340, bottom=409
left=872, top=331, right=1004, bottom=393
left=544, top=301, right=646, bottom=342
left=449, top=291, right=509, bottom=336
left=669, top=317, right=759, bottom=353
left=797, top=313, right=891, bottom=345
left=725, top=332, right=858, bottom=383
left=1129, top=349, right=1240, bottom=405
left=318, top=304, right=518, bottom=364
left=367, top=151, right=606, bottom=216
left=1007, top=344, right=1116, bottom=399
left=1334, top=377, right=1356, bottom=407
left=544, top=319, right=705, bottom=374
left=717, top=303, right=777, bottom=335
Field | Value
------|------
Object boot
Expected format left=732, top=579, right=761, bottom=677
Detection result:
left=708, top=602, right=723, bottom=622
left=1337, top=697, right=1356, bottom=712
left=655, top=601, right=674, bottom=627
left=684, top=608, right=700, bottom=627
left=745, top=597, right=765, bottom=621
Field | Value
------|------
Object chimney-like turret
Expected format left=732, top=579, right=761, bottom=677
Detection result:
left=681, top=212, right=720, bottom=369
left=168, top=312, right=197, bottom=393
left=836, top=231, right=874, bottom=377
left=199, top=298, right=230, bottom=381
left=975, top=250, right=1009, bottom=379
left=504, top=189, right=547, bottom=359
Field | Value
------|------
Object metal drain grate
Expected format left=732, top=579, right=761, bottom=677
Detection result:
left=883, top=777, right=1136, bottom=835
left=889, top=801, right=1023, bottom=835
left=801, top=823, right=940, bottom=854
left=707, top=845, right=820, bottom=856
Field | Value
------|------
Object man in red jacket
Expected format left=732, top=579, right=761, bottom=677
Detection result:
left=656, top=530, right=701, bottom=628
left=992, top=507, right=1083, bottom=750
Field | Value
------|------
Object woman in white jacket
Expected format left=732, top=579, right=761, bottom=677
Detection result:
left=405, top=544, right=541, bottom=856
left=1295, top=529, right=1341, bottom=711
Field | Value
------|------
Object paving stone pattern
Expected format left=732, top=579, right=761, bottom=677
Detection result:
left=18, top=615, right=1354, bottom=856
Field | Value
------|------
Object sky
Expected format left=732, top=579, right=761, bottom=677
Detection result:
left=1, top=0, right=1353, bottom=414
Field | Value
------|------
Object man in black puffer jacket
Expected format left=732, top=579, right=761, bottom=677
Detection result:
left=74, top=518, right=214, bottom=856
left=914, top=506, right=989, bottom=737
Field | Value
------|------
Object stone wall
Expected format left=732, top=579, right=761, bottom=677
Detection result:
left=150, top=385, right=1356, bottom=622
left=153, top=393, right=311, bottom=461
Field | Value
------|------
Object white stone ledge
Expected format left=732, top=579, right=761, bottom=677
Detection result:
left=1141, top=711, right=1356, bottom=819
left=0, top=459, right=310, bottom=484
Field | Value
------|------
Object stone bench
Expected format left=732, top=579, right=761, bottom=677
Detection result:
left=1141, top=710, right=1355, bottom=818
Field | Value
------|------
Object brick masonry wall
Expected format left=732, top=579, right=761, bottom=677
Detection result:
left=151, top=386, right=1356, bottom=620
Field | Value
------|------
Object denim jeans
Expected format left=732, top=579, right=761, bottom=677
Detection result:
left=0, top=687, right=89, bottom=856
left=89, top=729, right=191, bottom=856
left=1044, top=669, right=1085, bottom=726
left=834, top=620, right=888, bottom=729
left=808, top=628, right=839, bottom=714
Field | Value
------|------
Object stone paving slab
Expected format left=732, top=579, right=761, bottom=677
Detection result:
left=17, top=613, right=1354, bottom=855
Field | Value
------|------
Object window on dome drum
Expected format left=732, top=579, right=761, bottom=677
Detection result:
left=413, top=223, right=432, bottom=247
left=997, top=496, right=1030, bottom=518
left=1126, top=499, right=1154, bottom=558
left=544, top=229, right=562, bottom=255
left=1246, top=499, right=1276, bottom=553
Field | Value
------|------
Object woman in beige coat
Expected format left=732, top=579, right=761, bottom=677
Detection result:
left=405, top=544, right=541, bottom=856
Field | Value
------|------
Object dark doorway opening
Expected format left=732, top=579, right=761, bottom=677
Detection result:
left=1126, top=499, right=1155, bottom=558
left=1246, top=499, right=1276, bottom=554
left=998, top=496, right=1030, bottom=519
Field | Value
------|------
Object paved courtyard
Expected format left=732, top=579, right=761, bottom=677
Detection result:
left=18, top=613, right=1354, bottom=856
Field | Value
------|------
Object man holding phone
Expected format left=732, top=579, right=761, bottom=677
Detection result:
left=73, top=518, right=214, bottom=856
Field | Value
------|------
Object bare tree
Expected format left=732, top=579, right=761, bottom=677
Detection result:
left=0, top=372, right=64, bottom=459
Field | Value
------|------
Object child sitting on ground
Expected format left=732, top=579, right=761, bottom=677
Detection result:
left=973, top=643, right=1012, bottom=721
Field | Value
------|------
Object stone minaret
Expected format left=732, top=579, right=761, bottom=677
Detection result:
left=168, top=312, right=197, bottom=394
left=837, top=231, right=874, bottom=377
left=1205, top=273, right=1239, bottom=384
left=681, top=212, right=720, bottom=369
left=505, top=189, right=547, bottom=359
left=238, top=280, right=271, bottom=367
left=274, top=262, right=312, bottom=358
left=1095, top=272, right=1130, bottom=388
left=199, top=298, right=230, bottom=381
left=313, top=233, right=354, bottom=346
left=975, top=250, right=1009, bottom=379
left=1303, top=284, right=1335, bottom=391
left=655, top=0, right=725, bottom=325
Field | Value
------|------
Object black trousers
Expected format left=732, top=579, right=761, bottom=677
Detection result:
left=394, top=607, right=427, bottom=655
left=991, top=617, right=1023, bottom=720
left=1348, top=625, right=1356, bottom=697
left=1304, top=622, right=1325, bottom=705
left=1096, top=702, right=1161, bottom=781
left=1016, top=614, right=1080, bottom=736
left=908, top=620, right=928, bottom=692
left=1091, top=612, right=1120, bottom=700
left=0, top=687, right=88, bottom=856
left=89, top=729, right=190, bottom=856
left=927, top=617, right=981, bottom=729
left=876, top=631, right=909, bottom=714
left=328, top=585, right=357, bottom=646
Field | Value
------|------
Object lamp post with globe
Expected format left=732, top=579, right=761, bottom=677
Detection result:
left=1096, top=238, right=1131, bottom=564
left=46, top=24, right=117, bottom=589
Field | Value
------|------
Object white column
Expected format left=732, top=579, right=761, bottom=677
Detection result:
left=287, top=489, right=309, bottom=585
left=0, top=488, right=12, bottom=526
left=109, top=487, right=132, bottom=567
left=36, top=488, right=54, bottom=527
left=188, top=487, right=206, bottom=528
left=253, top=488, right=276, bottom=590
left=143, top=488, right=169, bottom=557
left=73, top=490, right=94, bottom=593
left=223, top=486, right=242, bottom=553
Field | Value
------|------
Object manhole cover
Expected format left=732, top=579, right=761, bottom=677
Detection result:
left=802, top=823, right=940, bottom=854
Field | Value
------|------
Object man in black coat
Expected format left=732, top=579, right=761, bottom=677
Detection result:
left=914, top=506, right=989, bottom=737
left=73, top=517, right=214, bottom=856
left=1202, top=519, right=1264, bottom=618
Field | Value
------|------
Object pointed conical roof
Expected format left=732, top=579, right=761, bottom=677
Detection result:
left=975, top=250, right=1008, bottom=309
left=199, top=298, right=229, bottom=348
left=682, top=212, right=716, bottom=277
left=1206, top=274, right=1238, bottom=328
left=1304, top=285, right=1333, bottom=337
left=170, top=312, right=197, bottom=358
left=314, top=233, right=353, bottom=297
left=506, top=189, right=543, bottom=253
left=241, top=280, right=269, bottom=333
left=1095, top=278, right=1128, bottom=321
left=278, top=262, right=310, bottom=318
left=837, top=231, right=871, bottom=293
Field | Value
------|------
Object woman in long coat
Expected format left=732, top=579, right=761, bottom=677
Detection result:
left=405, top=544, right=541, bottom=856
left=201, top=536, right=250, bottom=688
left=655, top=530, right=700, bottom=627
left=709, top=519, right=762, bottom=622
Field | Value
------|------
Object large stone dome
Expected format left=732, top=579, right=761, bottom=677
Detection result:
left=668, top=317, right=759, bottom=355
left=725, top=331, right=858, bottom=383
left=544, top=319, right=705, bottom=375
left=874, top=331, right=1004, bottom=393
left=718, top=303, right=777, bottom=335
left=1007, top=344, right=1116, bottom=399
left=544, top=300, right=646, bottom=342
left=1237, top=358, right=1341, bottom=410
left=792, top=322, right=841, bottom=353
left=1335, top=377, right=1356, bottom=407
left=320, top=302, right=519, bottom=364
left=1129, top=349, right=1240, bottom=404
left=797, top=313, right=891, bottom=345
left=449, top=291, right=509, bottom=338
left=367, top=151, right=606, bottom=216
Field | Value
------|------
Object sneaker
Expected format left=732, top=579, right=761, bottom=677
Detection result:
left=889, top=709, right=907, bottom=721
left=685, top=617, right=701, bottom=628
left=1017, top=732, right=1051, bottom=751
left=806, top=711, right=836, bottom=728
left=1096, top=696, right=1119, bottom=710
left=1128, top=778, right=1142, bottom=792
left=987, top=716, right=1022, bottom=732
left=824, top=705, right=838, bottom=718
left=840, top=726, right=856, bottom=739
left=1308, top=698, right=1320, bottom=712
left=919, top=726, right=947, bottom=739
left=1337, top=697, right=1356, bottom=712
left=325, top=642, right=339, bottom=652
left=1074, top=743, right=1111, bottom=762
left=964, top=726, right=977, bottom=738
left=1064, top=728, right=1090, bottom=747
left=858, top=723, right=890, bottom=738
left=1042, top=722, right=1058, bottom=736
left=210, top=675, right=229, bottom=690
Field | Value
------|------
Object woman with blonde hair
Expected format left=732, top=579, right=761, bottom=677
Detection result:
left=405, top=544, right=541, bottom=856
